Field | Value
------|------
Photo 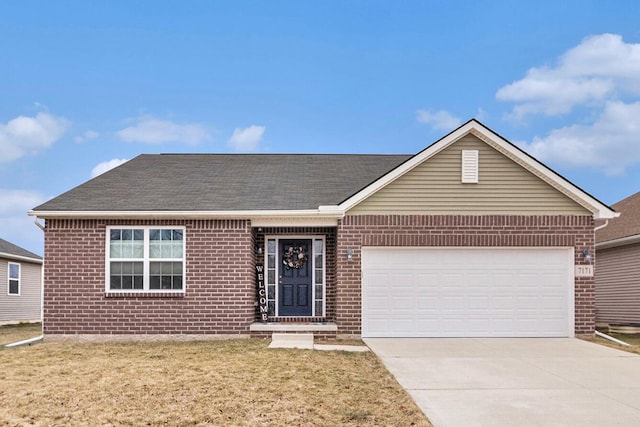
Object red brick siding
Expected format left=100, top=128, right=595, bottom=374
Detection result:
left=43, top=219, right=254, bottom=335
left=336, top=215, right=595, bottom=336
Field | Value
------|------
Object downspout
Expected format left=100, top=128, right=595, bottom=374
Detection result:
left=595, top=330, right=630, bottom=347
left=34, top=218, right=45, bottom=331
left=594, top=220, right=609, bottom=232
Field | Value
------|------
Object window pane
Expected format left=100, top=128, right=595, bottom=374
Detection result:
left=9, top=280, right=19, bottom=294
left=122, top=229, right=132, bottom=241
left=315, top=271, right=323, bottom=284
left=110, top=229, right=121, bottom=241
left=172, top=229, right=183, bottom=241
left=315, top=303, right=322, bottom=317
left=110, top=242, right=122, bottom=258
left=110, top=276, right=121, bottom=290
left=110, top=262, right=122, bottom=274
left=267, top=255, right=275, bottom=268
left=173, top=276, right=183, bottom=290
left=133, top=276, right=143, bottom=289
left=315, top=239, right=323, bottom=253
left=150, top=229, right=160, bottom=240
left=267, top=240, right=275, bottom=254
left=268, top=270, right=275, bottom=284
left=315, top=285, right=323, bottom=299
left=9, top=264, right=19, bottom=279
left=149, top=276, right=160, bottom=289
left=149, top=243, right=161, bottom=258
left=122, top=276, right=133, bottom=289
left=132, top=241, right=144, bottom=258
left=134, top=229, right=144, bottom=240
left=162, top=229, right=172, bottom=240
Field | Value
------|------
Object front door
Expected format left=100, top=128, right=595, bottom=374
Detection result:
left=278, top=239, right=312, bottom=316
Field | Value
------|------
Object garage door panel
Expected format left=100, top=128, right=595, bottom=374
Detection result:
left=362, top=247, right=574, bottom=338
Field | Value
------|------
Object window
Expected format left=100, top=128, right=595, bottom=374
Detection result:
left=107, top=227, right=185, bottom=292
left=8, top=262, right=20, bottom=295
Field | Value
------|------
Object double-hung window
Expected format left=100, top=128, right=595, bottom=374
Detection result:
left=107, top=227, right=185, bottom=293
left=8, top=262, right=20, bottom=295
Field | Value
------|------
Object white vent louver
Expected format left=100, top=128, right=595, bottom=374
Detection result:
left=461, top=150, right=479, bottom=183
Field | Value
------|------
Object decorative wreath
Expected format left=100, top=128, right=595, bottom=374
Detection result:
left=283, top=246, right=308, bottom=269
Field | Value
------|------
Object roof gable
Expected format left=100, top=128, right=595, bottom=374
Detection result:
left=340, top=120, right=616, bottom=219
left=347, top=133, right=590, bottom=215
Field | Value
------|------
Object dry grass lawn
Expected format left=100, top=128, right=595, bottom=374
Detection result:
left=586, top=332, right=640, bottom=356
left=0, top=323, right=42, bottom=346
left=0, top=326, right=431, bottom=426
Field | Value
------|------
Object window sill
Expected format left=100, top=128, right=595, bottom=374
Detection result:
left=105, top=291, right=185, bottom=298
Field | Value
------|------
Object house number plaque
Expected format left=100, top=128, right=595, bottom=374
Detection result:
left=256, top=265, right=268, bottom=322
left=574, top=265, right=594, bottom=278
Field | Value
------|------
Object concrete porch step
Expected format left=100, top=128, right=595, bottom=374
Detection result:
left=268, top=333, right=314, bottom=349
left=250, top=322, right=338, bottom=333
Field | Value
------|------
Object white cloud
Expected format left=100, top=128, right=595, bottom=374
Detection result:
left=497, top=34, right=640, bottom=173
left=74, top=130, right=99, bottom=143
left=497, top=34, right=640, bottom=119
left=227, top=125, right=265, bottom=152
left=0, top=112, right=70, bottom=163
left=416, top=109, right=462, bottom=131
left=0, top=189, right=48, bottom=256
left=116, top=116, right=210, bottom=144
left=520, top=101, right=640, bottom=175
left=91, top=158, right=129, bottom=178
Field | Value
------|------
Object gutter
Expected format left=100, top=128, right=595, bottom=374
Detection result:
left=27, top=207, right=345, bottom=220
left=596, top=233, right=640, bottom=250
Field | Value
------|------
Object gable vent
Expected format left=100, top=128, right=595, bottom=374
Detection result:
left=461, top=150, right=479, bottom=183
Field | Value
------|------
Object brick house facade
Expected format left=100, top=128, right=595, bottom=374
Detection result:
left=32, top=120, right=615, bottom=340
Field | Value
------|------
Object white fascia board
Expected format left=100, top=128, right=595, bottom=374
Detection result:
left=0, top=252, right=43, bottom=264
left=28, top=208, right=345, bottom=222
left=339, top=121, right=476, bottom=211
left=596, top=234, right=640, bottom=250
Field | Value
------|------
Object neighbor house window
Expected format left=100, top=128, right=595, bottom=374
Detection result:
left=8, top=262, right=20, bottom=295
left=107, top=227, right=185, bottom=292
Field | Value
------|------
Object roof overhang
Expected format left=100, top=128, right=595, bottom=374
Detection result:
left=0, top=252, right=43, bottom=264
left=28, top=207, right=345, bottom=227
left=596, top=233, right=640, bottom=250
left=338, top=120, right=618, bottom=220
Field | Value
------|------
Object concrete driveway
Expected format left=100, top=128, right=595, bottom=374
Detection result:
left=365, top=338, right=640, bottom=426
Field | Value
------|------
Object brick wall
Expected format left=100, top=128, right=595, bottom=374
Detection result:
left=43, top=219, right=254, bottom=335
left=336, top=214, right=595, bottom=337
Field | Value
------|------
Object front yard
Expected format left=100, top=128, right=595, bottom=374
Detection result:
left=0, top=325, right=431, bottom=426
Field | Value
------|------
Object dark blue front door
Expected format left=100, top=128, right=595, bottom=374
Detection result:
left=278, top=239, right=312, bottom=316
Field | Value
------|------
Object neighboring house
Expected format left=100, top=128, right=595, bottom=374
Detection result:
left=29, top=120, right=616, bottom=340
left=595, top=191, right=640, bottom=328
left=0, top=237, right=43, bottom=324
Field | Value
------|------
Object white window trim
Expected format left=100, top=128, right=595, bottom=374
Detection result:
left=7, top=262, right=20, bottom=296
left=105, top=226, right=186, bottom=293
left=263, top=235, right=326, bottom=317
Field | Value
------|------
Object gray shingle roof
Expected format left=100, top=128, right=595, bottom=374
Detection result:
left=596, top=191, right=640, bottom=243
left=33, top=154, right=411, bottom=212
left=0, top=238, right=42, bottom=260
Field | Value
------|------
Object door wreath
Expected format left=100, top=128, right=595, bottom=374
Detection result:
left=283, top=246, right=308, bottom=269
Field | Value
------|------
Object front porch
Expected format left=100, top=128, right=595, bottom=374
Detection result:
left=252, top=225, right=338, bottom=338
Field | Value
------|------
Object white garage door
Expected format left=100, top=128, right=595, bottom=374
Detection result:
left=362, top=247, right=574, bottom=338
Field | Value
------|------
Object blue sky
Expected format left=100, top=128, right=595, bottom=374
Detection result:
left=1, top=1, right=639, bottom=255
